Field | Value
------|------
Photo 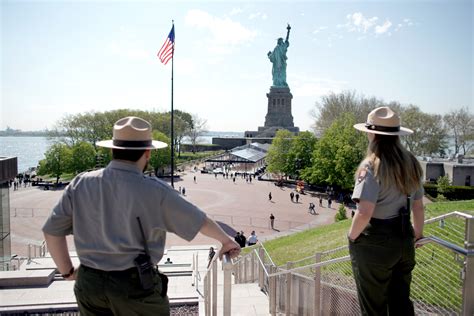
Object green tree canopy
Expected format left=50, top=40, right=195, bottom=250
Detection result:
left=266, top=129, right=295, bottom=176
left=286, top=131, right=317, bottom=178
left=71, top=141, right=97, bottom=173
left=38, top=143, right=72, bottom=183
left=302, top=113, right=366, bottom=189
left=149, top=131, right=172, bottom=176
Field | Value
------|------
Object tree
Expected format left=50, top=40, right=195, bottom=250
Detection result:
left=174, top=110, right=194, bottom=156
left=149, top=131, right=171, bottom=176
left=302, top=113, right=366, bottom=189
left=37, top=143, right=72, bottom=183
left=266, top=129, right=295, bottom=176
left=311, top=91, right=391, bottom=136
left=51, top=111, right=112, bottom=149
left=71, top=141, right=97, bottom=173
left=286, top=131, right=317, bottom=178
left=444, top=107, right=474, bottom=156
left=188, top=114, right=208, bottom=153
left=401, top=105, right=447, bottom=156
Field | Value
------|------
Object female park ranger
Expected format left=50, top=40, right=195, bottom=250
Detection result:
left=348, top=107, right=425, bottom=316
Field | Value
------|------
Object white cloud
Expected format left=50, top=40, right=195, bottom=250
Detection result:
left=248, top=12, right=267, bottom=20
left=230, top=8, right=243, bottom=16
left=375, top=20, right=392, bottom=34
left=185, top=9, right=257, bottom=52
left=313, top=26, right=328, bottom=34
left=248, top=12, right=258, bottom=19
left=346, top=12, right=379, bottom=33
left=341, top=12, right=398, bottom=38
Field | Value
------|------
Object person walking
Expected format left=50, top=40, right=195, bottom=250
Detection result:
left=319, top=196, right=323, bottom=207
left=348, top=107, right=425, bottom=316
left=42, top=116, right=241, bottom=316
left=290, top=192, right=294, bottom=202
left=328, top=197, right=332, bottom=208
left=295, top=193, right=300, bottom=203
left=270, top=213, right=275, bottom=229
left=268, top=192, right=272, bottom=201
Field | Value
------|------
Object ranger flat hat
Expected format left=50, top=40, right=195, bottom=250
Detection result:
left=353, top=106, right=413, bottom=136
left=96, top=116, right=168, bottom=150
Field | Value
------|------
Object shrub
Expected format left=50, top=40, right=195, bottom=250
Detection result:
left=423, top=183, right=474, bottom=201
left=335, top=204, right=348, bottom=222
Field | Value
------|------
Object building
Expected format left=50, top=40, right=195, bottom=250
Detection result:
left=0, top=156, right=18, bottom=270
left=419, top=159, right=474, bottom=186
left=204, top=143, right=269, bottom=174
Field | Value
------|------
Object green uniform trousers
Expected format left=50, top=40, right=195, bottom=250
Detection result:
left=349, top=219, right=416, bottom=316
left=74, top=265, right=170, bottom=316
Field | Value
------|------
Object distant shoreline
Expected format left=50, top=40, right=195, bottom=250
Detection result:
left=0, top=132, right=49, bottom=137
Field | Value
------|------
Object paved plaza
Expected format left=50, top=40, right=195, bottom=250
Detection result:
left=9, top=167, right=340, bottom=258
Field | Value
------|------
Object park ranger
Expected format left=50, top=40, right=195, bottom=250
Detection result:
left=348, top=107, right=425, bottom=316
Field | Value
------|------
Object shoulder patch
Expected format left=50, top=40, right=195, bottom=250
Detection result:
left=357, top=168, right=368, bottom=183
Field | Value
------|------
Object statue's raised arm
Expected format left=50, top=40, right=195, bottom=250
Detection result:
left=286, top=24, right=291, bottom=43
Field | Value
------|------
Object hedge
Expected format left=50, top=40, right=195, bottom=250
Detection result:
left=423, top=183, right=474, bottom=201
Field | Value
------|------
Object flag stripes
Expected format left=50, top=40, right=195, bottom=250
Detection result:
left=158, top=25, right=174, bottom=65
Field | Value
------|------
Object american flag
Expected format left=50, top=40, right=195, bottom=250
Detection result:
left=157, top=25, right=175, bottom=65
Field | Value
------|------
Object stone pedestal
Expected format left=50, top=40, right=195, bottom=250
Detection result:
left=264, top=87, right=295, bottom=128
left=247, top=87, right=299, bottom=138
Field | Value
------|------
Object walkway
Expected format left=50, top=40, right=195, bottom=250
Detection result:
left=10, top=169, right=341, bottom=258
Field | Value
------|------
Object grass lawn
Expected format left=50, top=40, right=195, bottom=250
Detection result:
left=262, top=200, right=474, bottom=265
left=256, top=200, right=474, bottom=313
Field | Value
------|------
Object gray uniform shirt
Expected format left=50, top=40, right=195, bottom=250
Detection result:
left=352, top=162, right=423, bottom=219
left=42, top=160, right=206, bottom=270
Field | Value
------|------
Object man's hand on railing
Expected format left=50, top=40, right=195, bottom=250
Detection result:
left=219, top=239, right=241, bottom=260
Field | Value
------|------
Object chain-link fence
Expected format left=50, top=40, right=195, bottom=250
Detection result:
left=232, top=211, right=473, bottom=316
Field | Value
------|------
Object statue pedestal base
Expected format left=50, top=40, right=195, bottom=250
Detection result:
left=244, top=86, right=299, bottom=138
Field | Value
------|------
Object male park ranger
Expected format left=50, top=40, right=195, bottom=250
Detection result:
left=43, top=116, right=240, bottom=315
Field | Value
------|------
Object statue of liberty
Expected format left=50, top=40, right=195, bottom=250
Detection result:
left=267, top=24, right=291, bottom=87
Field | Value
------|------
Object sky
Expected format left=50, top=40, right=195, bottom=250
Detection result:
left=1, top=0, right=472, bottom=133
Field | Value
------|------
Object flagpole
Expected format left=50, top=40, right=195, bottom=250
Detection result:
left=170, top=20, right=175, bottom=188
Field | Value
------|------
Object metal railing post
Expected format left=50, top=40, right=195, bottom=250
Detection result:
left=235, top=259, right=240, bottom=284
left=270, top=265, right=277, bottom=315
left=212, top=260, right=217, bottom=316
left=223, top=255, right=232, bottom=316
left=462, top=217, right=474, bottom=316
left=286, top=262, right=293, bottom=316
left=204, top=274, right=209, bottom=316
left=313, top=253, right=322, bottom=316
left=251, top=251, right=255, bottom=282
left=244, top=256, right=248, bottom=282
left=258, top=247, right=264, bottom=289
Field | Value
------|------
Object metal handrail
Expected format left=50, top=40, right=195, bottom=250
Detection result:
left=279, top=245, right=349, bottom=267
left=425, top=211, right=473, bottom=224
left=417, top=236, right=472, bottom=256
left=254, top=235, right=471, bottom=279
left=260, top=243, right=276, bottom=267
left=253, top=248, right=270, bottom=277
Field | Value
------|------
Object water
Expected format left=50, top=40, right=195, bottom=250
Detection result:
left=0, top=136, right=54, bottom=173
left=0, top=132, right=242, bottom=173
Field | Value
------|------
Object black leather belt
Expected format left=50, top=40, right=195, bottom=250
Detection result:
left=81, top=265, right=138, bottom=276
left=370, top=216, right=402, bottom=226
